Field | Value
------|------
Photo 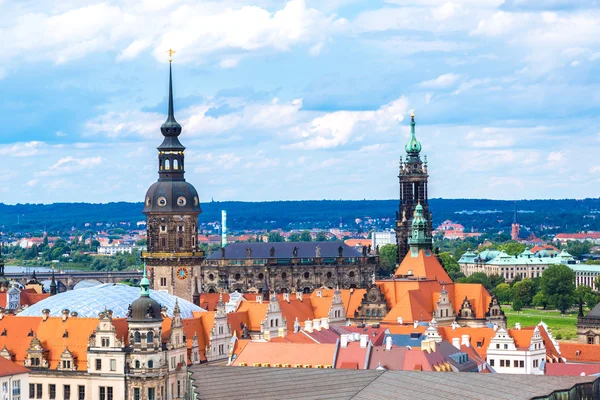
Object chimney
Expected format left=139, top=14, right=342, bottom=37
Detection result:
left=256, top=295, right=263, bottom=304
left=304, top=319, right=313, bottom=333
left=283, top=293, right=290, bottom=302
left=359, top=334, right=368, bottom=348
left=452, top=338, right=460, bottom=349
left=70, top=311, right=78, bottom=318
left=385, top=336, right=392, bottom=351
left=263, top=330, right=270, bottom=341
left=0, top=309, right=4, bottom=320
left=413, top=320, right=419, bottom=329
left=316, top=289, right=322, bottom=298
left=313, top=319, right=321, bottom=332
left=515, top=322, right=521, bottom=330
left=341, top=334, right=349, bottom=348
left=42, top=309, right=50, bottom=322
left=354, top=332, right=360, bottom=341
left=397, top=317, right=403, bottom=325
left=278, top=327, right=285, bottom=338
left=296, top=292, right=303, bottom=301
left=321, top=318, right=329, bottom=330
left=461, top=334, right=470, bottom=347
left=62, top=309, right=70, bottom=322
left=107, top=309, right=113, bottom=319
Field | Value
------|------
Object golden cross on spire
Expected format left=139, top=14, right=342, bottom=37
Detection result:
left=168, top=48, right=176, bottom=63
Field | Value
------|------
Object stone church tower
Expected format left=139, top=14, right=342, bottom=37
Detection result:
left=142, top=61, right=204, bottom=301
left=395, top=112, right=432, bottom=263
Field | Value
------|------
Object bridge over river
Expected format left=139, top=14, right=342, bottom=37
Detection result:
left=5, top=270, right=143, bottom=291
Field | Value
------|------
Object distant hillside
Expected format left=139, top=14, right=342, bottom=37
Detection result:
left=1, top=198, right=599, bottom=234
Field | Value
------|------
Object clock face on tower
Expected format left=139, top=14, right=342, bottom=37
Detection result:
left=176, top=267, right=188, bottom=280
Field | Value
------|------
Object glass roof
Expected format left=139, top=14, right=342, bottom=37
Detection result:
left=19, top=283, right=205, bottom=318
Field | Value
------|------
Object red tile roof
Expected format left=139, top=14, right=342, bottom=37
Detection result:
left=546, top=362, right=600, bottom=376
left=0, top=356, right=30, bottom=377
left=559, top=342, right=600, bottom=363
left=232, top=341, right=337, bottom=367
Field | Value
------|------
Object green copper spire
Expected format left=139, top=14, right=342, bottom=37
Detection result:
left=408, top=203, right=431, bottom=254
left=140, top=262, right=150, bottom=297
left=404, top=111, right=422, bottom=155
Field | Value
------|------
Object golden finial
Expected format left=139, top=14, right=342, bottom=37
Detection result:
left=168, top=48, right=176, bottom=63
left=411, top=109, right=415, bottom=118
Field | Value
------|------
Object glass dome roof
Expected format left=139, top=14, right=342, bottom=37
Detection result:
left=19, top=283, right=205, bottom=319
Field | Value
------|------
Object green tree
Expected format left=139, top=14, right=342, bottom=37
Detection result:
left=541, top=264, right=576, bottom=313
left=315, top=232, right=329, bottom=242
left=267, top=232, right=284, bottom=242
left=495, top=283, right=512, bottom=304
left=575, top=285, right=600, bottom=309
left=438, top=252, right=466, bottom=281
left=289, top=233, right=301, bottom=242
left=299, top=231, right=312, bottom=242
left=532, top=291, right=549, bottom=309
left=378, top=244, right=397, bottom=277
left=512, top=297, right=524, bottom=312
left=497, top=241, right=526, bottom=256
left=135, top=239, right=147, bottom=246
left=487, top=274, right=506, bottom=290
left=513, top=279, right=536, bottom=306
left=565, top=240, right=593, bottom=259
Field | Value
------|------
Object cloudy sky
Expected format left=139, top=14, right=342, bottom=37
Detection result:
left=1, top=0, right=600, bottom=204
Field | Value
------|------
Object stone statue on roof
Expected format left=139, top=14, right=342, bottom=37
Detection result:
left=338, top=245, right=343, bottom=257
left=376, top=245, right=380, bottom=255
left=221, top=247, right=225, bottom=259
left=315, top=246, right=321, bottom=258
left=246, top=247, right=252, bottom=258
left=362, top=246, right=367, bottom=256
left=293, top=246, right=298, bottom=258
left=270, top=246, right=275, bottom=258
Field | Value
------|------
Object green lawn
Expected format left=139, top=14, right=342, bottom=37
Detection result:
left=503, top=305, right=579, bottom=341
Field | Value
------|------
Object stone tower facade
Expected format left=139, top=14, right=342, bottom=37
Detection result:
left=142, top=62, right=204, bottom=302
left=395, top=112, right=432, bottom=263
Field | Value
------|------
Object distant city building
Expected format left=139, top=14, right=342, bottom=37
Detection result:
left=371, top=231, right=395, bottom=249
left=433, top=221, right=482, bottom=240
left=98, top=244, right=135, bottom=255
left=459, top=248, right=577, bottom=282
left=511, top=203, right=520, bottom=241
left=141, top=64, right=204, bottom=304
left=555, top=232, right=600, bottom=244
left=395, top=113, right=432, bottom=263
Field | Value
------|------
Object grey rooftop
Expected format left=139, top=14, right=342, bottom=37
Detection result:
left=190, top=365, right=598, bottom=400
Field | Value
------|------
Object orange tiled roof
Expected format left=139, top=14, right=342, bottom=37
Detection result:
left=277, top=297, right=315, bottom=332
left=227, top=311, right=251, bottom=338
left=308, top=290, right=335, bottom=319
left=0, top=354, right=30, bottom=377
left=394, top=250, right=451, bottom=283
left=438, top=326, right=496, bottom=358
left=232, top=341, right=336, bottom=367
left=236, top=300, right=268, bottom=331
left=0, top=289, right=50, bottom=309
left=336, top=341, right=369, bottom=369
left=339, top=289, right=366, bottom=319
left=559, top=342, right=600, bottom=363
left=508, top=328, right=534, bottom=350
left=344, top=239, right=371, bottom=248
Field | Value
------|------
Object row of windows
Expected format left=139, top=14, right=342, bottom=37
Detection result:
left=489, top=359, right=539, bottom=369
left=134, top=381, right=182, bottom=399
left=29, top=384, right=89, bottom=400
left=95, top=358, right=117, bottom=371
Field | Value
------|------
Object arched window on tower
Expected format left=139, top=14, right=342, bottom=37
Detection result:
left=147, top=331, right=154, bottom=343
left=173, top=159, right=179, bottom=170
left=134, top=331, right=141, bottom=343
left=148, top=360, right=154, bottom=369
left=135, top=360, right=140, bottom=368
left=165, top=159, right=170, bottom=170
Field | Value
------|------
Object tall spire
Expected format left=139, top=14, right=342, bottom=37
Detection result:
left=160, top=62, right=182, bottom=138
left=140, top=262, right=150, bottom=297
left=50, top=267, right=57, bottom=296
left=405, top=111, right=422, bottom=157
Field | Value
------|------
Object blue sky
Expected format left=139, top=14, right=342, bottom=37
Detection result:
left=1, top=0, right=600, bottom=204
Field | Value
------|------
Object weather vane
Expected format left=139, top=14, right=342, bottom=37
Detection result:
left=168, top=48, right=176, bottom=63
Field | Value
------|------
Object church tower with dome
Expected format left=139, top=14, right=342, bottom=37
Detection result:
left=142, top=57, right=204, bottom=302
left=395, top=112, right=433, bottom=263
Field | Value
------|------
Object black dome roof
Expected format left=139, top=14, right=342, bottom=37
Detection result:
left=128, top=296, right=163, bottom=322
left=143, top=180, right=201, bottom=214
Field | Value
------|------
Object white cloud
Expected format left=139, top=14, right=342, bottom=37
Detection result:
left=1, top=0, right=344, bottom=66
left=547, top=151, right=565, bottom=163
left=0, top=141, right=46, bottom=157
left=40, top=156, right=102, bottom=176
left=419, top=73, right=460, bottom=89
left=286, top=96, right=409, bottom=149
